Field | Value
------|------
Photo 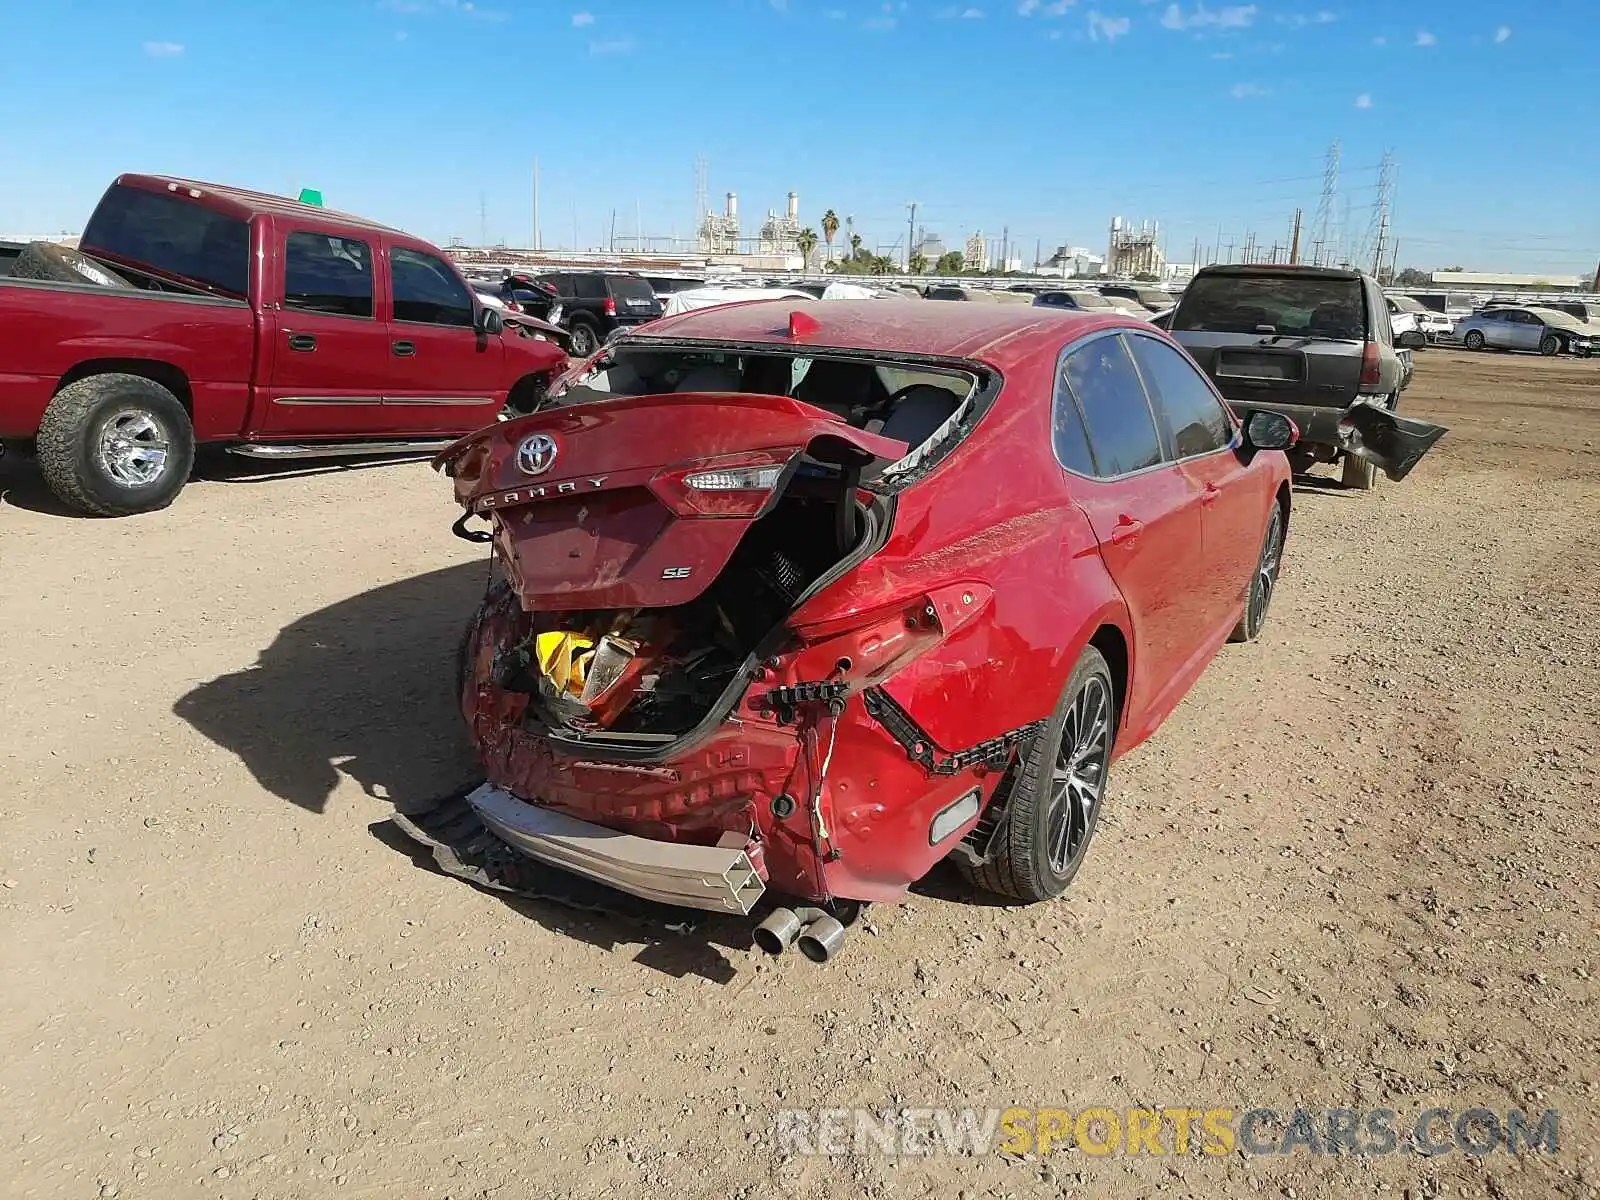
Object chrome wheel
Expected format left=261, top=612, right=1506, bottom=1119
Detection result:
left=1044, top=674, right=1111, bottom=876
left=96, top=409, right=170, bottom=487
left=1249, top=506, right=1285, bottom=631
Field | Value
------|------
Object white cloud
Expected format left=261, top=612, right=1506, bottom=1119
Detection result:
left=770, top=0, right=787, bottom=9
left=143, top=40, right=184, bottom=56
left=589, top=36, right=636, bottom=54
left=864, top=15, right=897, bottom=28
left=1354, top=92, right=1373, bottom=108
left=963, top=5, right=985, bottom=15
left=1279, top=9, right=1336, bottom=26
left=1018, top=0, right=1040, bottom=13
left=1088, top=10, right=1130, bottom=40
left=1371, top=35, right=1385, bottom=45
left=1210, top=49, right=1232, bottom=58
left=1494, top=24, right=1511, bottom=43
left=824, top=7, right=847, bottom=16
left=571, top=10, right=593, bottom=26
left=1414, top=29, right=1436, bottom=46
left=1043, top=0, right=1075, bottom=13
left=1230, top=82, right=1267, bottom=98
left=1160, top=3, right=1256, bottom=30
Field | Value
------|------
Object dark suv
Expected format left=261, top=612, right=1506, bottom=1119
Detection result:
left=1168, top=264, right=1444, bottom=490
left=535, top=272, right=663, bottom=356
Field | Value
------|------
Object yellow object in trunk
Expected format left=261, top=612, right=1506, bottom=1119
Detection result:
left=534, top=631, right=597, bottom=697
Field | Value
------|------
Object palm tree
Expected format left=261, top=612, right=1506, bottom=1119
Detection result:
left=848, top=232, right=863, bottom=260
left=820, top=210, right=840, bottom=262
left=908, top=251, right=928, bottom=275
left=796, top=227, right=818, bottom=269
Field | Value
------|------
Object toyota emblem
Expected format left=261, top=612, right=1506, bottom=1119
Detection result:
left=515, top=433, right=559, bottom=476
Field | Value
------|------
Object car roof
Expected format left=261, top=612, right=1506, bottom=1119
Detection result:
left=630, top=298, right=1133, bottom=370
left=113, top=173, right=408, bottom=235
left=1195, top=263, right=1365, bottom=282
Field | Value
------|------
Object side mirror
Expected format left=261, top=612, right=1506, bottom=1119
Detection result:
left=475, top=306, right=504, bottom=335
left=1397, top=330, right=1425, bottom=349
left=1243, top=409, right=1298, bottom=451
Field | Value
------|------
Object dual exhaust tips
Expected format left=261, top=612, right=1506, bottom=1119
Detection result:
left=752, top=906, right=848, bottom=963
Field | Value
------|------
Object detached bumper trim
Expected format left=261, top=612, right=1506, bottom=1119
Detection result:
left=466, top=784, right=766, bottom=915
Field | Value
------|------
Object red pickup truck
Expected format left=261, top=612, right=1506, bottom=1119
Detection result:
left=0, top=174, right=566, bottom=515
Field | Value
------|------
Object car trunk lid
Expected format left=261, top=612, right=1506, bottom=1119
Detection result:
left=435, top=392, right=907, bottom=612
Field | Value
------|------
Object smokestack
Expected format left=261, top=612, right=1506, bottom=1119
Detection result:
left=725, top=191, right=738, bottom=221
left=1593, top=261, right=1600, bottom=292
left=787, top=191, right=798, bottom=221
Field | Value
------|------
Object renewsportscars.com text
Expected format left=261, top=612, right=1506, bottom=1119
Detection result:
left=774, top=1106, right=1560, bottom=1158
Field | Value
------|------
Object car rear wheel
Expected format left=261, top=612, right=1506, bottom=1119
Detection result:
left=1230, top=501, right=1286, bottom=643
left=35, top=373, right=195, bottom=516
left=1540, top=334, right=1561, bottom=357
left=567, top=321, right=599, bottom=357
left=1463, top=330, right=1486, bottom=351
left=959, top=646, right=1114, bottom=903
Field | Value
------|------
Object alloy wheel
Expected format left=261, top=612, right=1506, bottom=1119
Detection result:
left=1044, top=674, right=1112, bottom=876
left=96, top=409, right=170, bottom=487
left=1249, top=506, right=1285, bottom=632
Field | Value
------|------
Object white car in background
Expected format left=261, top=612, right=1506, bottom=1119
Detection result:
left=1387, top=294, right=1452, bottom=343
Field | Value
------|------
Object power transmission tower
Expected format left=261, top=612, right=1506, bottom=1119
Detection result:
left=1366, top=150, right=1396, bottom=276
left=1312, top=140, right=1340, bottom=267
left=906, top=201, right=918, bottom=270
left=694, top=155, right=709, bottom=240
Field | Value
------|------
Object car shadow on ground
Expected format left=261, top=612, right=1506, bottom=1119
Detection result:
left=176, top=561, right=490, bottom=815
left=0, top=448, right=437, bottom=517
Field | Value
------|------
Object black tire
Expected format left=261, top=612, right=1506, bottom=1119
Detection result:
left=1286, top=449, right=1316, bottom=476
left=567, top=321, right=600, bottom=357
left=35, top=374, right=195, bottom=516
left=959, top=646, right=1115, bottom=902
left=1230, top=500, right=1286, bottom=643
left=1463, top=330, right=1485, bottom=351
left=1540, top=334, right=1561, bottom=357
left=12, top=242, right=131, bottom=289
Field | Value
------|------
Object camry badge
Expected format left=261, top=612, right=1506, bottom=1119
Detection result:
left=515, top=433, right=559, bottom=476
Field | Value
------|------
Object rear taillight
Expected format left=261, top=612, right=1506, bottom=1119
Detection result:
left=507, top=300, right=522, bottom=313
left=603, top=297, right=617, bottom=317
left=1359, top=341, right=1380, bottom=388
left=649, top=449, right=798, bottom=517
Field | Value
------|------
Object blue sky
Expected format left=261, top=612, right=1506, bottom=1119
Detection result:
left=2, top=0, right=1595, bottom=275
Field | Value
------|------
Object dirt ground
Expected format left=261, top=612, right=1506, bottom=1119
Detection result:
left=2, top=350, right=1597, bottom=1200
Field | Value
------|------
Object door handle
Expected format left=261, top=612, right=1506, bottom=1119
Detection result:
left=1109, top=516, right=1144, bottom=545
left=1200, top=482, right=1221, bottom=506
left=392, top=340, right=416, bottom=357
left=287, top=333, right=316, bottom=352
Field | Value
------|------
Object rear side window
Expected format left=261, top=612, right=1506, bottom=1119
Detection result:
left=1059, top=335, right=1164, bottom=478
left=1127, top=334, right=1233, bottom=459
left=574, top=275, right=607, bottom=299
left=1175, top=273, right=1365, bottom=340
left=81, top=184, right=250, bottom=296
left=391, top=247, right=473, bottom=326
left=542, top=274, right=575, bottom=297
left=283, top=233, right=372, bottom=319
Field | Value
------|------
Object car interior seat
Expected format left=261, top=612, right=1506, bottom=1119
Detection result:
left=870, top=385, right=962, bottom=451
left=673, top=364, right=743, bottom=392
left=791, top=358, right=886, bottom=421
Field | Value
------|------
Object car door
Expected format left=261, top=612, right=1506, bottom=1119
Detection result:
left=1126, top=330, right=1263, bottom=642
left=1506, top=310, right=1543, bottom=351
left=259, top=227, right=390, bottom=435
left=1053, top=331, right=1211, bottom=723
left=380, top=239, right=506, bottom=433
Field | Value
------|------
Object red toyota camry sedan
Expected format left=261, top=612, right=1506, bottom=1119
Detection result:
left=414, top=299, right=1296, bottom=960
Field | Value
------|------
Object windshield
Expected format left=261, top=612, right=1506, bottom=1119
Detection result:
left=1174, top=273, right=1365, bottom=339
left=81, top=184, right=250, bottom=296
left=1390, top=296, right=1427, bottom=314
left=1069, top=292, right=1113, bottom=308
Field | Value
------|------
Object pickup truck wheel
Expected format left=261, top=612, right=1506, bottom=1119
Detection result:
left=567, top=322, right=599, bottom=358
left=959, top=646, right=1113, bottom=903
left=1229, top=501, right=1286, bottom=643
left=1463, top=330, right=1486, bottom=351
left=12, top=242, right=131, bottom=289
left=35, top=374, right=194, bottom=516
left=1340, top=451, right=1377, bottom=491
left=1540, top=334, right=1561, bottom=357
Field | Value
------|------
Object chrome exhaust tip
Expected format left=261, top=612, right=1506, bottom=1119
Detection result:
left=753, top=907, right=805, bottom=955
left=796, top=915, right=847, bottom=963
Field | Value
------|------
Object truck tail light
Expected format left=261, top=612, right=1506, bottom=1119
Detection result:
left=649, top=449, right=798, bottom=517
left=603, top=297, right=617, bottom=317
left=1359, top=341, right=1380, bottom=388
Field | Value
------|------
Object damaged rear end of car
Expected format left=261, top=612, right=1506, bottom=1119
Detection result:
left=432, top=326, right=1019, bottom=942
